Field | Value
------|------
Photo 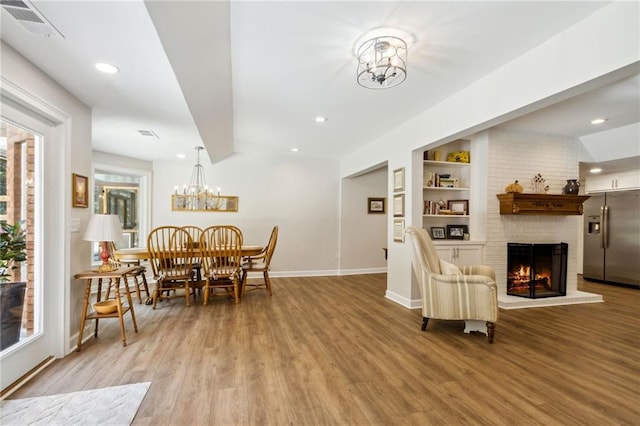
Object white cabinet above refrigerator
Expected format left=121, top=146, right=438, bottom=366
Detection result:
left=585, top=170, right=640, bottom=193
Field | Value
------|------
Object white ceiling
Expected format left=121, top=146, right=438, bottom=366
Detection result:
left=1, top=1, right=637, bottom=167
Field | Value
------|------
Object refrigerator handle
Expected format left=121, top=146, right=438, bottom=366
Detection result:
left=603, top=205, right=609, bottom=249
left=599, top=206, right=605, bottom=249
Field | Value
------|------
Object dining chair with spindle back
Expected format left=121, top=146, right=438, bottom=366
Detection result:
left=181, top=225, right=204, bottom=283
left=106, top=241, right=150, bottom=304
left=241, top=225, right=278, bottom=296
left=199, top=225, right=243, bottom=305
left=147, top=226, right=197, bottom=309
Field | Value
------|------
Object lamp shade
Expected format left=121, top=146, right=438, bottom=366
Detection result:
left=83, top=214, right=123, bottom=242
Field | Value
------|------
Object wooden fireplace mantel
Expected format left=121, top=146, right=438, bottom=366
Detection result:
left=496, top=193, right=590, bottom=215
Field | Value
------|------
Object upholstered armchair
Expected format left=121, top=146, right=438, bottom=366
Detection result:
left=405, top=226, right=498, bottom=343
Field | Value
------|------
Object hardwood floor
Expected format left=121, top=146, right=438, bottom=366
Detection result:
left=6, top=275, right=639, bottom=425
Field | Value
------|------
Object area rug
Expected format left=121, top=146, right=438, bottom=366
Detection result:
left=0, top=382, right=151, bottom=425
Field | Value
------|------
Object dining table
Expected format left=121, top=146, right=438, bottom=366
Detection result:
left=114, top=245, right=264, bottom=261
left=114, top=245, right=264, bottom=304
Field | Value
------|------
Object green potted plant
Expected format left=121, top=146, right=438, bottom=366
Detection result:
left=1, top=221, right=28, bottom=350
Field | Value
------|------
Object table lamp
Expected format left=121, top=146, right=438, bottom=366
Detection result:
left=83, top=214, right=123, bottom=272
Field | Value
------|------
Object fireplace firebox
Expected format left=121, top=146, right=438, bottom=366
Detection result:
left=507, top=243, right=568, bottom=298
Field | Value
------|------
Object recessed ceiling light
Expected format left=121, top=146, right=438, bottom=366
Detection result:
left=176, top=153, right=186, bottom=159
left=590, top=167, right=602, bottom=174
left=95, top=62, right=119, bottom=74
left=291, top=148, right=299, bottom=152
left=314, top=116, right=328, bottom=123
left=590, top=118, right=607, bottom=125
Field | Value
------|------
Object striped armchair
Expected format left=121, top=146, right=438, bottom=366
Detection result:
left=405, top=226, right=498, bottom=343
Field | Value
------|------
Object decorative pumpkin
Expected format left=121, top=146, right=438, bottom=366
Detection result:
left=447, top=151, right=470, bottom=163
left=505, top=180, right=523, bottom=193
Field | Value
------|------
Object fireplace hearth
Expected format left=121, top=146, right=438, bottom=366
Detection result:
left=507, top=243, right=568, bottom=299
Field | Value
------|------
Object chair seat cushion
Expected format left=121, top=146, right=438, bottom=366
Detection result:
left=439, top=259, right=462, bottom=275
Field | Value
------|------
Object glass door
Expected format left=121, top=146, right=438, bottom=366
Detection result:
left=0, top=110, right=59, bottom=392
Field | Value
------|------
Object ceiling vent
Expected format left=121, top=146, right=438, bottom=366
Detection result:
left=1, top=0, right=64, bottom=38
left=137, top=130, right=160, bottom=139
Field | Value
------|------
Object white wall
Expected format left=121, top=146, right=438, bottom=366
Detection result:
left=339, top=167, right=388, bottom=272
left=579, top=122, right=640, bottom=162
left=1, top=41, right=92, bottom=355
left=93, top=150, right=153, bottom=172
left=152, top=153, right=341, bottom=274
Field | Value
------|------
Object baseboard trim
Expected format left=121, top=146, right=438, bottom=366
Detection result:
left=255, top=267, right=387, bottom=278
left=384, top=290, right=421, bottom=309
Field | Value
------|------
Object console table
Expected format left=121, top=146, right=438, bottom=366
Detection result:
left=74, top=266, right=139, bottom=351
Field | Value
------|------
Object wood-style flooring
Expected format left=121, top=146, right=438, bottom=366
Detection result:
left=5, top=275, right=640, bottom=425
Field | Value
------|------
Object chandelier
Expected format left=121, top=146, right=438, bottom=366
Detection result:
left=356, top=35, right=407, bottom=89
left=173, top=146, right=221, bottom=210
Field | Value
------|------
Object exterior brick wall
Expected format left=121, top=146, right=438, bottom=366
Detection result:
left=6, top=129, right=36, bottom=336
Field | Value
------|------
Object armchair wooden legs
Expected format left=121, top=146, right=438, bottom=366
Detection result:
left=420, top=317, right=496, bottom=344
left=487, top=321, right=496, bottom=344
left=421, top=317, right=429, bottom=331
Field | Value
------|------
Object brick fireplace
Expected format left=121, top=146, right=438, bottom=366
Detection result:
left=477, top=128, right=603, bottom=309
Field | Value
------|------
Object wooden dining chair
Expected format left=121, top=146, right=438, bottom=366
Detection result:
left=147, top=226, right=197, bottom=309
left=199, top=225, right=243, bottom=305
left=241, top=225, right=278, bottom=296
left=105, top=241, right=150, bottom=304
left=181, top=225, right=204, bottom=283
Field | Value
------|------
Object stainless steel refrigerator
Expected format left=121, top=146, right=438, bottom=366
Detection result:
left=583, top=190, right=640, bottom=287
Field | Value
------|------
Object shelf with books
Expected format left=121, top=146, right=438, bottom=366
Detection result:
left=423, top=162, right=469, bottom=189
left=422, top=187, right=470, bottom=191
left=423, top=214, right=470, bottom=218
left=422, top=142, right=472, bottom=239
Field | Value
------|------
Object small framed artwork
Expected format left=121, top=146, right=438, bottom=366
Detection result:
left=447, top=224, right=468, bottom=240
left=393, top=219, right=405, bottom=242
left=431, top=227, right=446, bottom=240
left=393, top=194, right=405, bottom=217
left=72, top=173, right=89, bottom=208
left=367, top=197, right=386, bottom=214
left=448, top=199, right=469, bottom=215
left=393, top=167, right=405, bottom=192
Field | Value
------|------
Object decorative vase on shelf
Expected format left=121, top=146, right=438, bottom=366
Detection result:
left=564, top=179, right=580, bottom=195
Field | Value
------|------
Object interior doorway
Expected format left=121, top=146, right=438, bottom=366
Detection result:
left=94, top=171, right=140, bottom=248
left=92, top=165, right=151, bottom=251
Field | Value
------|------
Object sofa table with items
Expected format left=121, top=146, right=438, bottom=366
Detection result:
left=74, top=266, right=139, bottom=351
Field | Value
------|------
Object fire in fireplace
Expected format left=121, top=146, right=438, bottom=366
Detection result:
left=507, top=243, right=568, bottom=298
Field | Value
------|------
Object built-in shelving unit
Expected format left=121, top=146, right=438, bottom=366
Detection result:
left=423, top=140, right=471, bottom=235
left=422, top=139, right=484, bottom=265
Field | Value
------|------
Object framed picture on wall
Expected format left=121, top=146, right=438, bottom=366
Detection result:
left=393, top=194, right=405, bottom=217
left=72, top=173, right=89, bottom=208
left=367, top=197, right=386, bottom=214
left=393, top=168, right=405, bottom=192
left=393, top=219, right=405, bottom=242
